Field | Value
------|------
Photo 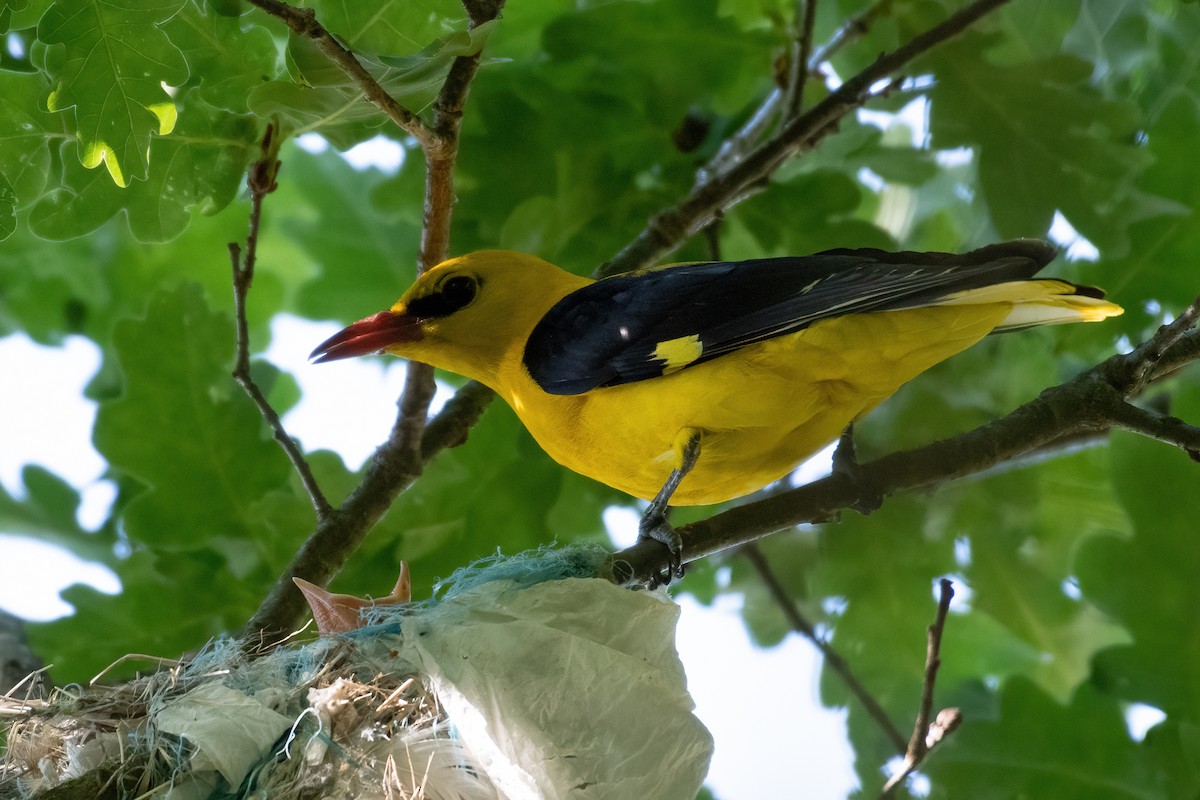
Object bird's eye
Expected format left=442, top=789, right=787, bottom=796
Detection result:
left=440, top=275, right=477, bottom=310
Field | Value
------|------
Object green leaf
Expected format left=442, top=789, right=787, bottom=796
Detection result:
left=1143, top=721, right=1200, bottom=800
left=542, top=0, right=778, bottom=120
left=38, top=0, right=189, bottom=186
left=950, top=449, right=1130, bottom=701
left=0, top=70, right=60, bottom=211
left=727, top=170, right=893, bottom=257
left=165, top=2, right=281, bottom=115
left=29, top=549, right=263, bottom=683
left=990, top=0, right=1084, bottom=64
left=0, top=466, right=115, bottom=564
left=726, top=531, right=823, bottom=648
left=928, top=680, right=1164, bottom=800
left=928, top=40, right=1150, bottom=249
left=1084, top=5, right=1200, bottom=326
left=1077, top=427, right=1200, bottom=722
left=1, top=0, right=48, bottom=33
left=278, top=147, right=420, bottom=322
left=250, top=22, right=495, bottom=147
left=93, top=284, right=291, bottom=554
left=30, top=104, right=256, bottom=242
left=809, top=496, right=957, bottom=787
left=305, top=0, right=468, bottom=57
left=0, top=220, right=113, bottom=341
left=337, top=401, right=614, bottom=602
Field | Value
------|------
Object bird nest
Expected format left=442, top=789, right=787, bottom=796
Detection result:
left=1, top=631, right=493, bottom=800
left=0, top=545, right=712, bottom=800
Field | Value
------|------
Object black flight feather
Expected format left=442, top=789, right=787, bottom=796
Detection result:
left=523, top=240, right=1060, bottom=395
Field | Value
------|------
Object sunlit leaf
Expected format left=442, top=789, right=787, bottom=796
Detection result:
left=37, top=0, right=189, bottom=186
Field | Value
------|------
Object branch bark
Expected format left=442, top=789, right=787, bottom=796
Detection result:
left=608, top=326, right=1200, bottom=585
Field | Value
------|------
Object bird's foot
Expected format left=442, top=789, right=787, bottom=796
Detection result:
left=832, top=425, right=883, bottom=515
left=638, top=510, right=684, bottom=587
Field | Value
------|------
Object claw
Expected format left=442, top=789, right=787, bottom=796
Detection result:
left=832, top=424, right=883, bottom=514
left=639, top=509, right=684, bottom=585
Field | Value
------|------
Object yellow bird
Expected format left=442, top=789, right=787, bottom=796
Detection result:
left=312, top=241, right=1121, bottom=577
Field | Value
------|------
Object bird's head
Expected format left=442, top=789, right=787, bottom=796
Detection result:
left=310, top=250, right=591, bottom=390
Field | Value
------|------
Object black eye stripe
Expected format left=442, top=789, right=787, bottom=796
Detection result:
left=407, top=275, right=479, bottom=317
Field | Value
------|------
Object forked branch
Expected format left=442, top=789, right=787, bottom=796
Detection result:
left=600, top=0, right=1015, bottom=276
left=239, top=2, right=507, bottom=639
left=881, top=578, right=961, bottom=796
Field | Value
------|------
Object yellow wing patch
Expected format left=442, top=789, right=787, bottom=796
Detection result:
left=653, top=334, right=704, bottom=374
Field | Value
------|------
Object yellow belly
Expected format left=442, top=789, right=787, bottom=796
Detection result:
left=499, top=304, right=1010, bottom=505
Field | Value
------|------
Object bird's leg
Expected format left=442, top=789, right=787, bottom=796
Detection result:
left=640, top=429, right=701, bottom=585
left=832, top=423, right=884, bottom=514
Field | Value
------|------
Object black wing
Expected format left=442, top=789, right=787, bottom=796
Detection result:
left=523, top=240, right=1058, bottom=395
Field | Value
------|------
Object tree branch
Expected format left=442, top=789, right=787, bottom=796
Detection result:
left=1107, top=400, right=1200, bottom=456
left=881, top=578, right=961, bottom=796
left=599, top=0, right=1013, bottom=276
left=241, top=3, right=506, bottom=640
left=245, top=0, right=437, bottom=149
left=230, top=126, right=332, bottom=520
left=742, top=543, right=908, bottom=752
left=1114, top=292, right=1200, bottom=393
left=609, top=326, right=1200, bottom=585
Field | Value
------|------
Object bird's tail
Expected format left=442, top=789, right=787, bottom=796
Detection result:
left=938, top=279, right=1123, bottom=331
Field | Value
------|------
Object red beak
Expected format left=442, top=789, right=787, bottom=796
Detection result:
left=309, top=310, right=423, bottom=363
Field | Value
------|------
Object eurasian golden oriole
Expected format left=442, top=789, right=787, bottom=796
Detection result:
left=312, top=241, right=1121, bottom=576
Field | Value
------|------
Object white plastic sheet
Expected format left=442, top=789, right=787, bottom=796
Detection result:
left=403, top=577, right=713, bottom=800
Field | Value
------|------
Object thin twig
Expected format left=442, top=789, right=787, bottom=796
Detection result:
left=600, top=0, right=1013, bottom=276
left=231, top=126, right=332, bottom=520
left=783, top=0, right=819, bottom=119
left=245, top=0, right=437, bottom=150
left=742, top=543, right=908, bottom=752
left=691, top=0, right=892, bottom=205
left=809, top=0, right=895, bottom=67
left=881, top=578, right=961, bottom=796
left=609, top=324, right=1200, bottom=584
